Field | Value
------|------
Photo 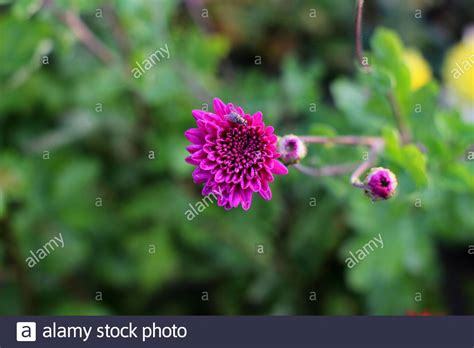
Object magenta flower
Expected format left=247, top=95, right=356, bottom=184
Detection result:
left=278, top=134, right=307, bottom=165
left=364, top=167, right=398, bottom=201
left=185, top=98, right=288, bottom=210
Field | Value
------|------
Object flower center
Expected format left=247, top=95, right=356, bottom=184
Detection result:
left=216, top=127, right=266, bottom=172
left=285, top=140, right=297, bottom=152
left=380, top=177, right=390, bottom=187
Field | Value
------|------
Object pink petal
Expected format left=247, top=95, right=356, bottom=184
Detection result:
left=251, top=111, right=263, bottom=125
left=192, top=169, right=210, bottom=184
left=185, top=156, right=200, bottom=165
left=249, top=178, right=261, bottom=192
left=230, top=186, right=242, bottom=208
left=271, top=160, right=288, bottom=175
left=202, top=184, right=214, bottom=196
left=191, top=150, right=206, bottom=160
left=186, top=145, right=201, bottom=154
left=214, top=169, right=225, bottom=183
left=185, top=128, right=204, bottom=144
left=259, top=188, right=272, bottom=201
left=207, top=151, right=217, bottom=161
left=192, top=110, right=207, bottom=120
left=200, top=159, right=217, bottom=170
left=267, top=134, right=278, bottom=143
left=241, top=189, right=253, bottom=210
left=213, top=98, right=227, bottom=116
left=265, top=126, right=275, bottom=135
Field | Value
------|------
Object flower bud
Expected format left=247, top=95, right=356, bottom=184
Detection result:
left=364, top=167, right=398, bottom=201
left=278, top=135, right=307, bottom=165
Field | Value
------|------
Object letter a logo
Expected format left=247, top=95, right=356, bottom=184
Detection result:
left=16, top=322, right=36, bottom=342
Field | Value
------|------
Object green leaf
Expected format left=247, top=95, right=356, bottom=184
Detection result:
left=331, top=78, right=385, bottom=131
left=382, top=127, right=403, bottom=162
left=402, top=144, right=428, bottom=187
left=12, top=0, right=42, bottom=19
left=360, top=65, right=392, bottom=94
left=370, top=28, right=411, bottom=115
left=383, top=128, right=428, bottom=187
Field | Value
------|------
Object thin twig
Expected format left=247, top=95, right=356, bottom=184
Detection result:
left=299, top=135, right=382, bottom=146
left=292, top=135, right=384, bottom=186
left=354, top=0, right=413, bottom=144
left=103, top=6, right=154, bottom=128
left=58, top=10, right=115, bottom=64
left=350, top=138, right=384, bottom=188
left=104, top=4, right=131, bottom=59
left=294, top=163, right=358, bottom=177
left=355, top=0, right=369, bottom=69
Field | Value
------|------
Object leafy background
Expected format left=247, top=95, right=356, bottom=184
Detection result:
left=0, top=0, right=473, bottom=315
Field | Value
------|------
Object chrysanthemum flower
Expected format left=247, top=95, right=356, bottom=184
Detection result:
left=185, top=98, right=288, bottom=210
left=278, top=134, right=307, bottom=165
left=364, top=167, right=398, bottom=201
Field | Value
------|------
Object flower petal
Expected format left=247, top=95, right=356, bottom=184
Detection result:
left=185, top=156, right=200, bottom=165
left=230, top=186, right=242, bottom=208
left=259, top=187, right=272, bottom=201
left=186, top=145, right=201, bottom=154
left=241, top=189, right=253, bottom=210
left=192, top=109, right=207, bottom=120
left=213, top=98, right=227, bottom=116
left=271, top=160, right=288, bottom=175
left=192, top=168, right=210, bottom=184
left=185, top=128, right=204, bottom=144
left=251, top=111, right=263, bottom=125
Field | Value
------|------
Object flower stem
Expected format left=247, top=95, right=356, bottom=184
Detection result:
left=350, top=138, right=384, bottom=188
left=355, top=0, right=369, bottom=69
left=354, top=1, right=412, bottom=144
left=58, top=10, right=115, bottom=64
left=292, top=135, right=384, bottom=187
left=294, top=163, right=358, bottom=177
left=299, top=135, right=381, bottom=146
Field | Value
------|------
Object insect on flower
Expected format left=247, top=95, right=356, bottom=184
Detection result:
left=225, top=109, right=247, bottom=126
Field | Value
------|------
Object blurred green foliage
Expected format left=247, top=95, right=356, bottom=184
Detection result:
left=0, top=0, right=473, bottom=315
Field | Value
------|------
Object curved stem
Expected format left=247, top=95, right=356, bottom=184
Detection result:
left=350, top=138, right=384, bottom=188
left=299, top=135, right=381, bottom=146
left=291, top=135, right=385, bottom=187
left=294, top=163, right=358, bottom=177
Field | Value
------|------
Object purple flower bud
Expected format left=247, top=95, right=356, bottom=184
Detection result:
left=278, top=135, right=307, bottom=165
left=364, top=167, right=398, bottom=201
